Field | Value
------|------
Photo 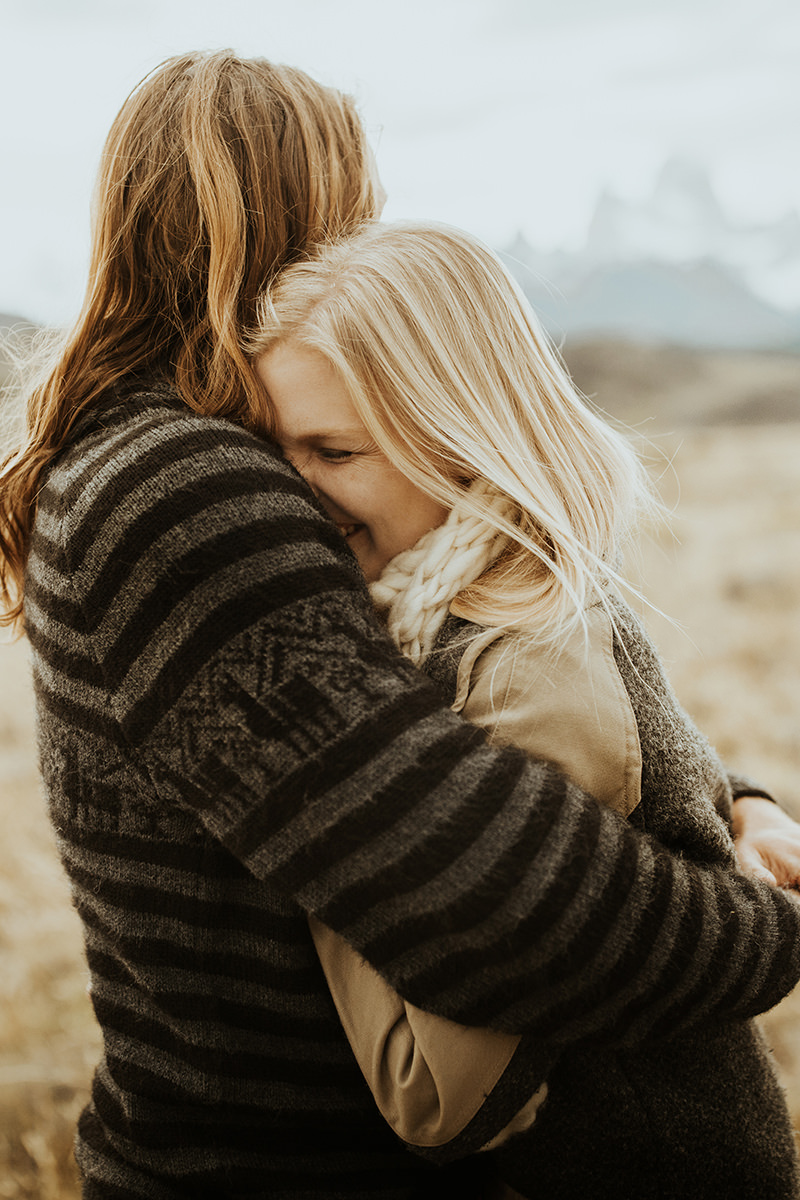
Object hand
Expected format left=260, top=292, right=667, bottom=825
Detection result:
left=732, top=796, right=800, bottom=889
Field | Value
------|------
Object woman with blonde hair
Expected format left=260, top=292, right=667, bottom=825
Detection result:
left=3, top=49, right=800, bottom=1200
left=251, top=220, right=800, bottom=1198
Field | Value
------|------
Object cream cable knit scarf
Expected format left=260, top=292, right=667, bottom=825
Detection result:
left=369, top=481, right=514, bottom=666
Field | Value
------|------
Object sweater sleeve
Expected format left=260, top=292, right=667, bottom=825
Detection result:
left=308, top=612, right=795, bottom=1162
left=303, top=613, right=644, bottom=1158
left=28, top=398, right=800, bottom=1057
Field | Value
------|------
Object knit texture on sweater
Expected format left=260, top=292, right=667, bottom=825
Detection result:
left=425, top=608, right=800, bottom=1196
left=25, top=385, right=800, bottom=1198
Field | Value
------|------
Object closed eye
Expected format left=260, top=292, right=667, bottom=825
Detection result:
left=316, top=447, right=354, bottom=463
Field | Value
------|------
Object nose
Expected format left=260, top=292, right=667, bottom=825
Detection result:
left=314, top=491, right=353, bottom=527
left=285, top=457, right=345, bottom=523
left=284, top=450, right=320, bottom=494
left=295, top=464, right=321, bottom=499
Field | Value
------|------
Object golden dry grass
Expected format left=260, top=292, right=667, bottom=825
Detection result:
left=0, top=419, right=799, bottom=1195
left=630, top=423, right=800, bottom=1124
left=0, top=636, right=100, bottom=1198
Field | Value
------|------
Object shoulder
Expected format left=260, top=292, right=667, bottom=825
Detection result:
left=30, top=383, right=365, bottom=621
left=40, top=383, right=351, bottom=567
left=434, top=607, right=643, bottom=818
left=607, top=595, right=736, bottom=861
left=49, top=384, right=297, bottom=507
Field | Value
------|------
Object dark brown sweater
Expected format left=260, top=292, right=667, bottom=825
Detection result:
left=24, top=385, right=800, bottom=1198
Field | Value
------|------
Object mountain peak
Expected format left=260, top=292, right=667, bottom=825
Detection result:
left=650, top=156, right=725, bottom=226
left=503, top=156, right=800, bottom=349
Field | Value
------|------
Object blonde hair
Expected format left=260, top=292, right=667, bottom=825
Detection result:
left=0, top=49, right=379, bottom=626
left=249, top=221, right=661, bottom=653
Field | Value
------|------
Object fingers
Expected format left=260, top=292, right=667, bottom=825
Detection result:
left=748, top=864, right=780, bottom=887
left=736, top=848, right=778, bottom=887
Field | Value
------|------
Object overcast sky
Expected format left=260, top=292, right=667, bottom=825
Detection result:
left=2, top=0, right=799, bottom=325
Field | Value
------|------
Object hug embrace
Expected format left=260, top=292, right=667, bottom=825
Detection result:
left=1, top=50, right=800, bottom=1199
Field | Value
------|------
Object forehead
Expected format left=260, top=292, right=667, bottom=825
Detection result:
left=256, top=343, right=363, bottom=442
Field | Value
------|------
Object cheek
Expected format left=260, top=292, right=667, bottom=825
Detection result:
left=378, top=485, right=448, bottom=554
left=325, top=477, right=365, bottom=515
left=306, top=469, right=373, bottom=527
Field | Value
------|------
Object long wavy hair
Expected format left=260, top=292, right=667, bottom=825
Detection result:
left=0, top=49, right=379, bottom=626
left=249, top=222, right=662, bottom=651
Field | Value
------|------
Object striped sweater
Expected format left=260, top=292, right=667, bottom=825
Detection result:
left=24, top=384, right=800, bottom=1198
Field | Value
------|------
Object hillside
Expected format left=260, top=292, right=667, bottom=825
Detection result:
left=563, top=338, right=800, bottom=428
left=0, top=315, right=38, bottom=395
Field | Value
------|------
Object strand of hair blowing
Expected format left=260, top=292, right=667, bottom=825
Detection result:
left=370, top=482, right=514, bottom=665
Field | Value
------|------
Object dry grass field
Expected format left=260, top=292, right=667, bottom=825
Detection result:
left=0, top=342, right=799, bottom=1195
left=0, top=636, right=100, bottom=1198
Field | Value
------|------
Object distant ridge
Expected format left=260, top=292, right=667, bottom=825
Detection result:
left=0, top=312, right=38, bottom=393
left=0, top=311, right=36, bottom=330
left=504, top=254, right=800, bottom=351
left=503, top=157, right=800, bottom=351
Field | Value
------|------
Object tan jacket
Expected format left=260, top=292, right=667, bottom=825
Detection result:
left=310, top=604, right=644, bottom=1151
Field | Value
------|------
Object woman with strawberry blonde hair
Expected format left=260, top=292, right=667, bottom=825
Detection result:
left=251, top=220, right=800, bottom=1198
left=2, top=51, right=800, bottom=1200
